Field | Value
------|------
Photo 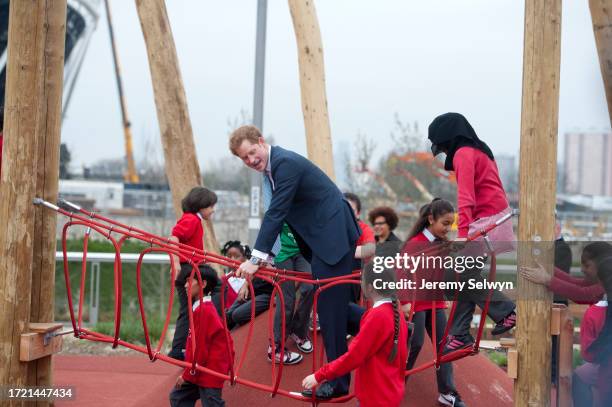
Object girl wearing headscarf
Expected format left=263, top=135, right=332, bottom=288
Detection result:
left=428, top=113, right=516, bottom=354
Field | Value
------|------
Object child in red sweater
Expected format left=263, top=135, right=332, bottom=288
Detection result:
left=169, top=187, right=218, bottom=361
left=170, top=265, right=234, bottom=407
left=428, top=112, right=516, bottom=353
left=402, top=198, right=466, bottom=407
left=520, top=242, right=612, bottom=304
left=572, top=298, right=607, bottom=407
left=585, top=257, right=612, bottom=407
left=302, top=263, right=408, bottom=407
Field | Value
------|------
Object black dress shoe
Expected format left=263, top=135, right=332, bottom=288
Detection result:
left=301, top=382, right=347, bottom=400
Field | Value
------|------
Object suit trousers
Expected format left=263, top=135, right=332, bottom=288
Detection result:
left=310, top=249, right=355, bottom=394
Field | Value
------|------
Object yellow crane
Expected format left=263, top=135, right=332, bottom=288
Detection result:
left=104, top=0, right=139, bottom=183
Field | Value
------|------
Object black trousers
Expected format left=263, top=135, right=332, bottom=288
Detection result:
left=310, top=249, right=355, bottom=395
left=273, top=254, right=315, bottom=347
left=169, top=381, right=224, bottom=407
left=444, top=264, right=515, bottom=337
left=170, top=263, right=222, bottom=358
left=226, top=293, right=271, bottom=329
left=406, top=309, right=456, bottom=394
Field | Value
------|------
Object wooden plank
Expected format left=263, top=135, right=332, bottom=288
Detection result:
left=551, top=306, right=561, bottom=335
left=288, top=0, right=335, bottom=180
left=589, top=0, right=612, bottom=126
left=557, top=307, right=574, bottom=407
left=507, top=348, right=518, bottom=379
left=29, top=0, right=68, bottom=394
left=28, top=323, right=63, bottom=334
left=499, top=338, right=516, bottom=348
left=0, top=0, right=66, bottom=393
left=20, top=333, right=63, bottom=362
left=516, top=0, right=561, bottom=406
left=134, top=0, right=221, bottom=272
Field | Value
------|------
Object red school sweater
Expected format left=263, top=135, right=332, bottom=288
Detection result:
left=548, top=267, right=605, bottom=305
left=314, top=303, right=408, bottom=407
left=453, top=147, right=509, bottom=238
left=580, top=300, right=607, bottom=363
left=182, top=299, right=234, bottom=389
left=172, top=212, right=204, bottom=262
left=400, top=232, right=447, bottom=312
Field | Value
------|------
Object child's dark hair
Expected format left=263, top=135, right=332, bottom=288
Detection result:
left=221, top=240, right=251, bottom=259
left=344, top=192, right=361, bottom=214
left=188, top=264, right=218, bottom=295
left=181, top=187, right=217, bottom=214
left=581, top=241, right=612, bottom=265
left=362, top=261, right=401, bottom=363
left=406, top=198, right=454, bottom=241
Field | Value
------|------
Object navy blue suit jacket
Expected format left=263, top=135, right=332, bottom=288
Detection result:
left=255, top=146, right=361, bottom=266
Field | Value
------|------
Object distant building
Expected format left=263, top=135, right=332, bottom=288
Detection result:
left=59, top=180, right=124, bottom=210
left=495, top=154, right=517, bottom=193
left=564, top=131, right=612, bottom=196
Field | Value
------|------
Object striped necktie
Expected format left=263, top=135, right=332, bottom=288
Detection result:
left=262, top=173, right=282, bottom=256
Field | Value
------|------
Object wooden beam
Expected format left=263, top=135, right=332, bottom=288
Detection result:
left=516, top=1, right=561, bottom=406
left=134, top=0, right=221, bottom=266
left=589, top=0, right=612, bottom=126
left=551, top=305, right=561, bottom=335
left=288, top=0, right=335, bottom=180
left=507, top=348, right=518, bottom=380
left=20, top=323, right=64, bottom=362
left=557, top=306, right=574, bottom=407
left=28, top=0, right=67, bottom=393
left=0, top=0, right=66, bottom=393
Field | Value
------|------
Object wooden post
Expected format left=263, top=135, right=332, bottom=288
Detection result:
left=516, top=0, right=561, bottom=406
left=0, top=0, right=67, bottom=395
left=288, top=0, right=335, bottom=180
left=29, top=0, right=68, bottom=394
left=135, top=0, right=220, bottom=263
left=589, top=0, right=612, bottom=126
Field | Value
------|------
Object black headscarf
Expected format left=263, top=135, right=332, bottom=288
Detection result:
left=428, top=112, right=495, bottom=171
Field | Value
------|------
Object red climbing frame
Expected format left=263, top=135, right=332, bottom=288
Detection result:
left=35, top=197, right=514, bottom=405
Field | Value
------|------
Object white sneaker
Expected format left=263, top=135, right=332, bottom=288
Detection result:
left=309, top=312, right=321, bottom=332
left=438, top=391, right=467, bottom=407
left=267, top=345, right=303, bottom=365
left=290, top=334, right=313, bottom=354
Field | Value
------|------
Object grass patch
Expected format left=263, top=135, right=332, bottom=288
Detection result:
left=94, top=316, right=168, bottom=345
left=486, top=351, right=508, bottom=368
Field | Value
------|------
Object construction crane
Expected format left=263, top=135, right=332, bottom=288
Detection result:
left=104, top=0, right=139, bottom=183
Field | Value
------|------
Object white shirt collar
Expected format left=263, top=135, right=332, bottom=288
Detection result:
left=423, top=228, right=436, bottom=242
left=192, top=295, right=212, bottom=311
left=266, top=144, right=272, bottom=174
left=373, top=298, right=392, bottom=308
left=196, top=212, right=203, bottom=220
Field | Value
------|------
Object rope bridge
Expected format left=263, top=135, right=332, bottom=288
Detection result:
left=34, top=197, right=514, bottom=405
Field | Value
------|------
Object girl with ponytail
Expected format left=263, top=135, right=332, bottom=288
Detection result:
left=302, top=262, right=408, bottom=406
left=402, top=198, right=466, bottom=407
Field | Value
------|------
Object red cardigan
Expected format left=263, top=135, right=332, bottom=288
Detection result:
left=172, top=212, right=204, bottom=262
left=399, top=232, right=447, bottom=312
left=580, top=301, right=607, bottom=363
left=453, top=147, right=508, bottom=238
left=548, top=268, right=604, bottom=304
left=182, top=300, right=234, bottom=388
left=314, top=303, right=408, bottom=407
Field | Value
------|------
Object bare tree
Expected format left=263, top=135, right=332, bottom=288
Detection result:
left=390, top=113, right=423, bottom=154
left=355, top=131, right=376, bottom=171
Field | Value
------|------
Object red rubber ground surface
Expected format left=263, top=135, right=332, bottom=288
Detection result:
left=54, top=311, right=513, bottom=406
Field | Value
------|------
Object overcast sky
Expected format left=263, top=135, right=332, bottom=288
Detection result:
left=60, top=0, right=610, bottom=172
